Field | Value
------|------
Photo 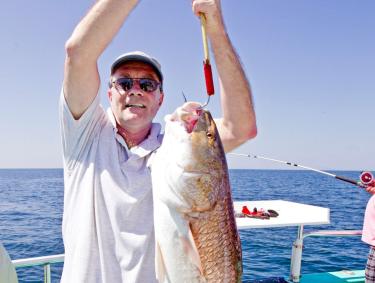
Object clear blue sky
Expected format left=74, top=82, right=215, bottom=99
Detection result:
left=0, top=0, right=374, bottom=171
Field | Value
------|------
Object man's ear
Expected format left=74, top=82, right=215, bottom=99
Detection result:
left=108, top=89, right=113, bottom=101
left=158, top=93, right=164, bottom=106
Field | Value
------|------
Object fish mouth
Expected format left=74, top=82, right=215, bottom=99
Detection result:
left=125, top=103, right=146, bottom=109
left=189, top=109, right=208, bottom=133
left=169, top=102, right=207, bottom=133
left=183, top=109, right=205, bottom=133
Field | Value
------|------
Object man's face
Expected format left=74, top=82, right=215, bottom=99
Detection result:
left=108, top=61, right=164, bottom=133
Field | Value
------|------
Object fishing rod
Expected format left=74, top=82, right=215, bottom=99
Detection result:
left=228, top=153, right=374, bottom=188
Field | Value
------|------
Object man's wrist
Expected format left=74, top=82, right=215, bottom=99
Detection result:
left=206, top=15, right=227, bottom=39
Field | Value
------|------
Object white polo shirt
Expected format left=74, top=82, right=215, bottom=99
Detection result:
left=59, top=91, right=162, bottom=283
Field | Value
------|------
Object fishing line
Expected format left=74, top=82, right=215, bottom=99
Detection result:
left=228, top=153, right=373, bottom=188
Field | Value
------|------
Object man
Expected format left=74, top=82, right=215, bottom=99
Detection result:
left=60, top=0, right=257, bottom=282
left=363, top=181, right=375, bottom=282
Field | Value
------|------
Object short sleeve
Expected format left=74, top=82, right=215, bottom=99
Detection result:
left=59, top=88, right=107, bottom=171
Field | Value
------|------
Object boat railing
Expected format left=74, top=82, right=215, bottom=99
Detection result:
left=12, top=254, right=64, bottom=283
left=10, top=230, right=363, bottom=283
left=303, top=229, right=362, bottom=239
left=290, top=229, right=362, bottom=282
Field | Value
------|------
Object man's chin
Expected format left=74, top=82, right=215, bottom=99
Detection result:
left=121, top=106, right=146, bottom=118
left=121, top=115, right=150, bottom=127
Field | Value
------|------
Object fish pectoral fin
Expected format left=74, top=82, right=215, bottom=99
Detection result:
left=155, top=241, right=167, bottom=282
left=184, top=211, right=200, bottom=220
left=180, top=229, right=203, bottom=276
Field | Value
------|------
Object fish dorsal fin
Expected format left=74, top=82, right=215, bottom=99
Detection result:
left=155, top=241, right=168, bottom=283
left=180, top=228, right=203, bottom=276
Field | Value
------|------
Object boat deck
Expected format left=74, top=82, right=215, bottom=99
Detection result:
left=299, top=269, right=365, bottom=283
left=249, top=270, right=365, bottom=283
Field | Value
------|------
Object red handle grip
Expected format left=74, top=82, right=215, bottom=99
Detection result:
left=204, top=61, right=214, bottom=96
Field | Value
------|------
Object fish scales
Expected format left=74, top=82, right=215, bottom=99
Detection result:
left=152, top=103, right=242, bottom=283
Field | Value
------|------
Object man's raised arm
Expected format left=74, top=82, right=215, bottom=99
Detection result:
left=64, top=0, right=139, bottom=119
left=192, top=0, right=257, bottom=152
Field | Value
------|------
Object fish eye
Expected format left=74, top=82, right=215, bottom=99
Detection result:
left=206, top=132, right=213, bottom=138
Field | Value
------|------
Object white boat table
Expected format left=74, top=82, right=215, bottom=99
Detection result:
left=234, top=200, right=330, bottom=283
left=234, top=200, right=330, bottom=229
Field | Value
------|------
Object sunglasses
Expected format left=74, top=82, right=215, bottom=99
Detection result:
left=111, top=77, right=162, bottom=93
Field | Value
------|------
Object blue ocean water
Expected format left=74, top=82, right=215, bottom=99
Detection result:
left=0, top=169, right=370, bottom=282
